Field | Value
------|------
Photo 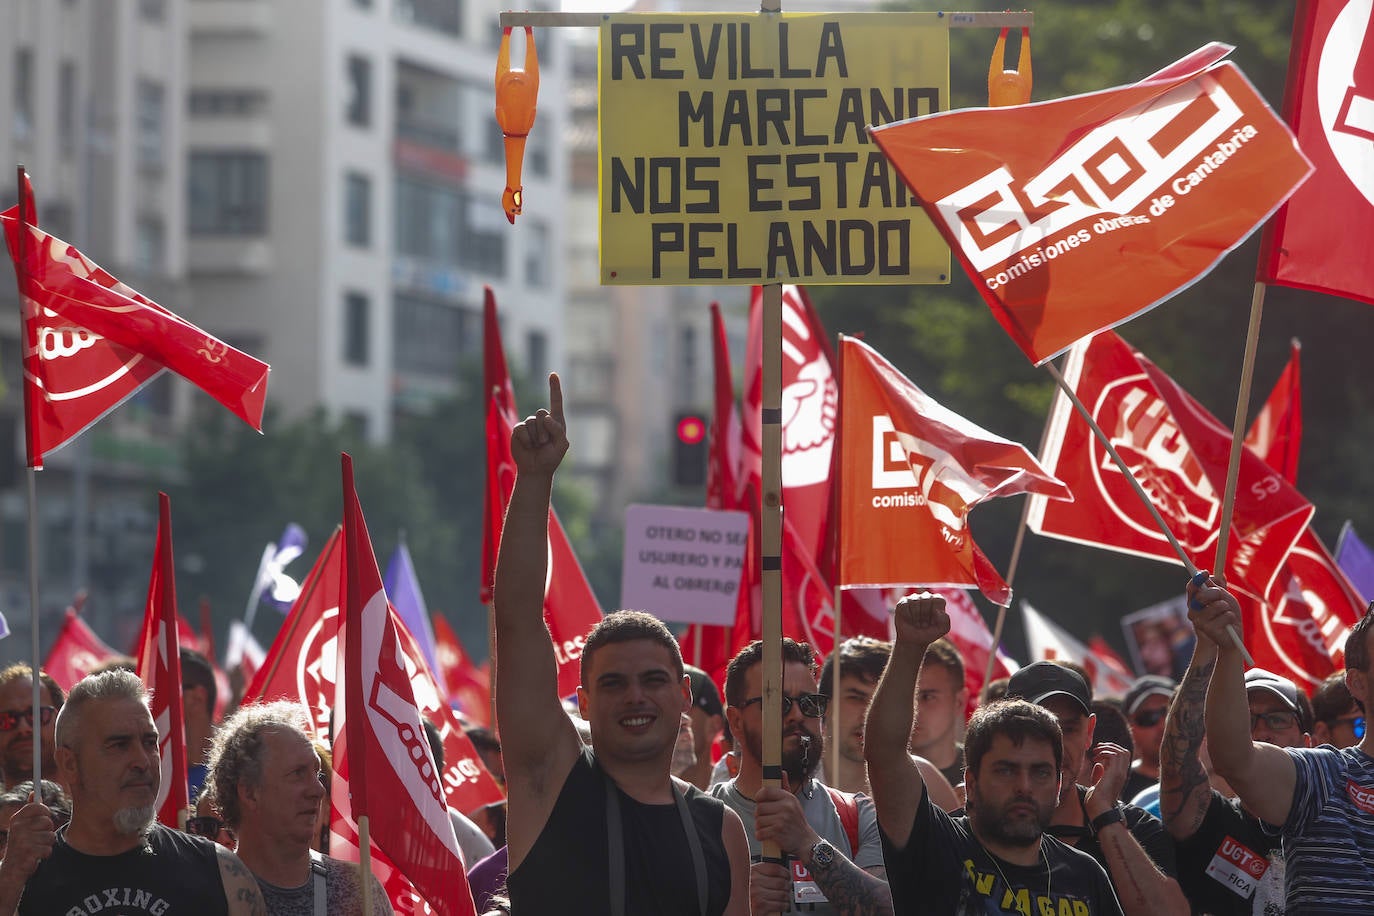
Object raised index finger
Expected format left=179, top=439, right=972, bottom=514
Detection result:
left=548, top=372, right=564, bottom=426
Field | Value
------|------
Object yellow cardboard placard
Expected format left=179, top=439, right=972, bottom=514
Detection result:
left=598, top=12, right=950, bottom=286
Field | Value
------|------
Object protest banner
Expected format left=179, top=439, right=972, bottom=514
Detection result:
left=621, top=504, right=749, bottom=625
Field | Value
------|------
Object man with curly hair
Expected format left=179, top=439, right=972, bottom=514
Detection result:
left=206, top=701, right=392, bottom=915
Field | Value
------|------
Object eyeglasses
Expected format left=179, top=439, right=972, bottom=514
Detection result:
left=741, top=693, right=830, bottom=718
left=1330, top=715, right=1367, bottom=740
left=0, top=707, right=55, bottom=732
left=1132, top=708, right=1167, bottom=729
left=1250, top=711, right=1298, bottom=732
left=186, top=816, right=228, bottom=838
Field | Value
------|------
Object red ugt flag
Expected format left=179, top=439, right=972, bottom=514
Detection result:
left=1, top=175, right=270, bottom=468
left=134, top=493, right=188, bottom=828
left=1258, top=0, right=1374, bottom=305
left=837, top=336, right=1071, bottom=606
left=337, top=454, right=475, bottom=916
left=480, top=286, right=518, bottom=604
left=871, top=45, right=1312, bottom=364
left=44, top=606, right=117, bottom=693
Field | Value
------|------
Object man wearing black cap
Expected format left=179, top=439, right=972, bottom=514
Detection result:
left=1158, top=615, right=1312, bottom=915
left=682, top=666, right=725, bottom=790
left=1122, top=675, right=1175, bottom=801
left=1007, top=661, right=1187, bottom=916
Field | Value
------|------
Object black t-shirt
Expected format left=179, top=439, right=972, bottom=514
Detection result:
left=1049, top=787, right=1179, bottom=880
left=19, top=822, right=228, bottom=915
left=881, top=785, right=1123, bottom=916
left=1174, top=790, right=1285, bottom=916
left=1122, top=767, right=1157, bottom=803
left=506, top=746, right=732, bottom=915
left=940, top=745, right=967, bottom=789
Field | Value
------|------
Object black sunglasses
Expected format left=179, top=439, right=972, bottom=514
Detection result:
left=1132, top=708, right=1167, bottom=729
left=741, top=693, right=830, bottom=718
left=0, top=707, right=55, bottom=732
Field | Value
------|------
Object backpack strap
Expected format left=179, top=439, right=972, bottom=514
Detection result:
left=824, top=786, right=860, bottom=855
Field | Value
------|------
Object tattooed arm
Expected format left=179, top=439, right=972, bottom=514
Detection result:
left=216, top=845, right=267, bottom=916
left=803, top=858, right=894, bottom=916
left=1159, top=633, right=1219, bottom=841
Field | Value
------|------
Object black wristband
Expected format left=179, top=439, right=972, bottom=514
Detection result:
left=1090, top=805, right=1125, bottom=835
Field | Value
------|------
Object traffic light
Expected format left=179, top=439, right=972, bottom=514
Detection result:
left=673, top=412, right=707, bottom=488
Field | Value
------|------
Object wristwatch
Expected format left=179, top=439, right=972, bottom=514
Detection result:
left=1090, top=805, right=1125, bottom=836
left=808, top=838, right=837, bottom=869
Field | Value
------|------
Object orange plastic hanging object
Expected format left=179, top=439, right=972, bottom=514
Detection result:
left=495, top=26, right=540, bottom=224
left=988, top=27, right=1032, bottom=107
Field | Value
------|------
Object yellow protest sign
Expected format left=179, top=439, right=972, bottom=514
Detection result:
left=598, top=12, right=950, bottom=286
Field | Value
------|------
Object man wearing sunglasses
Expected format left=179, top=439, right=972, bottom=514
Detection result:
left=1122, top=675, right=1175, bottom=802
left=713, top=638, right=893, bottom=915
left=0, top=665, right=64, bottom=790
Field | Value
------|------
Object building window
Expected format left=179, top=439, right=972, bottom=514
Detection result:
left=345, top=172, right=371, bottom=247
left=189, top=90, right=268, bottom=118
left=13, top=49, right=33, bottom=140
left=137, top=81, right=166, bottom=171
left=188, top=151, right=269, bottom=235
left=394, top=0, right=462, bottom=36
left=527, top=330, right=548, bottom=382
left=395, top=177, right=506, bottom=276
left=135, top=217, right=165, bottom=272
left=343, top=292, right=370, bottom=367
left=346, top=56, right=372, bottom=127
left=139, top=0, right=166, bottom=20
left=393, top=296, right=476, bottom=379
left=59, top=63, right=77, bottom=157
left=525, top=221, right=550, bottom=288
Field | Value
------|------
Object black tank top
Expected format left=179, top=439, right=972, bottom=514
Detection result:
left=507, top=747, right=731, bottom=914
left=19, top=822, right=229, bottom=915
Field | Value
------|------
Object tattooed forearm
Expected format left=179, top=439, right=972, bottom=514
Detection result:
left=1159, top=658, right=1216, bottom=837
left=810, top=856, right=894, bottom=916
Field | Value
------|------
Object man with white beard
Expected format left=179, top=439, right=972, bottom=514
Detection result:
left=0, top=668, right=265, bottom=915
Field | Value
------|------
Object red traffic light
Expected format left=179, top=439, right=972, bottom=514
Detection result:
left=676, top=415, right=707, bottom=446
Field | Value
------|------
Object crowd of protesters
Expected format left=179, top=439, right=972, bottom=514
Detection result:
left=0, top=376, right=1367, bottom=915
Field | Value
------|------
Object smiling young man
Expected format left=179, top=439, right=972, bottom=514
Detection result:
left=0, top=668, right=265, bottom=916
left=205, top=701, right=391, bottom=915
left=865, top=592, right=1122, bottom=915
left=495, top=375, right=750, bottom=916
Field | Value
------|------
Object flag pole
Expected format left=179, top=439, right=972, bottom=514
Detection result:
left=828, top=335, right=846, bottom=788
left=759, top=278, right=785, bottom=909
left=15, top=167, right=44, bottom=796
left=1043, top=359, right=1254, bottom=664
left=358, top=814, right=373, bottom=915
left=1213, top=281, right=1269, bottom=577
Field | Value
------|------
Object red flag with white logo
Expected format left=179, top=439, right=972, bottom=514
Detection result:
left=336, top=454, right=476, bottom=915
left=489, top=406, right=604, bottom=698
left=44, top=606, right=117, bottom=693
left=134, top=493, right=188, bottom=829
left=1, top=176, right=270, bottom=468
left=1257, top=0, right=1374, bottom=305
left=1243, top=339, right=1302, bottom=485
left=838, top=336, right=1071, bottom=606
left=742, top=285, right=837, bottom=563
left=1027, top=331, right=1314, bottom=599
left=481, top=287, right=518, bottom=604
left=871, top=46, right=1312, bottom=364
left=242, top=529, right=501, bottom=819
left=432, top=613, right=491, bottom=730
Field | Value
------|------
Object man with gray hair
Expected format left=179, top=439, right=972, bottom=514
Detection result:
left=0, top=668, right=265, bottom=915
left=206, top=700, right=391, bottom=915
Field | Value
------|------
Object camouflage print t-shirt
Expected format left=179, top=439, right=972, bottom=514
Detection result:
left=256, top=854, right=393, bottom=916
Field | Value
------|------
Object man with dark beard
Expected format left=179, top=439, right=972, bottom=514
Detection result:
left=712, top=638, right=893, bottom=915
left=866, top=592, right=1122, bottom=915
left=0, top=668, right=265, bottom=915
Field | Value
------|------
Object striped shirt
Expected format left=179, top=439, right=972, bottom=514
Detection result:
left=1279, top=744, right=1374, bottom=913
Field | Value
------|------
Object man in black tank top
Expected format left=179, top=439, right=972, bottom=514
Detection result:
left=494, top=375, right=752, bottom=915
left=0, top=668, right=265, bottom=915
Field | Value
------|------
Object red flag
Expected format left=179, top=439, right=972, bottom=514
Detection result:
left=1257, top=0, right=1374, bottom=304
left=1027, top=331, right=1314, bottom=598
left=134, top=493, right=188, bottom=829
left=432, top=614, right=491, bottom=729
left=43, top=606, right=117, bottom=692
left=1243, top=339, right=1302, bottom=484
left=242, top=529, right=502, bottom=818
left=741, top=284, right=837, bottom=563
left=336, top=454, right=475, bottom=916
left=838, top=336, right=1071, bottom=606
left=481, top=287, right=518, bottom=604
left=871, top=46, right=1312, bottom=364
left=1, top=177, right=270, bottom=468
left=489, top=406, right=604, bottom=697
